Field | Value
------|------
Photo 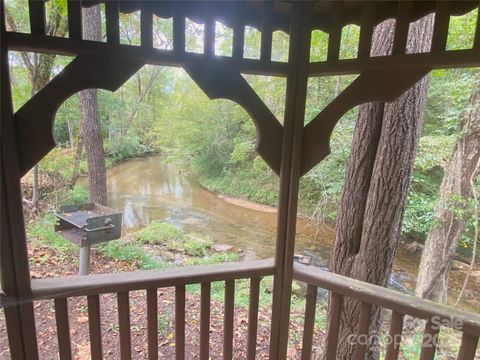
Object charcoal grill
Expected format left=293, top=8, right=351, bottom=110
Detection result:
left=55, top=203, right=122, bottom=275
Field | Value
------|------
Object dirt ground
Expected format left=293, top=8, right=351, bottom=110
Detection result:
left=0, top=244, right=326, bottom=359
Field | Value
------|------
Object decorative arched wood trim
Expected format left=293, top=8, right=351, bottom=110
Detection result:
left=15, top=55, right=144, bottom=176
left=301, top=67, right=431, bottom=175
left=185, top=63, right=283, bottom=175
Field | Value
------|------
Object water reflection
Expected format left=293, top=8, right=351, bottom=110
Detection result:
left=78, top=155, right=478, bottom=311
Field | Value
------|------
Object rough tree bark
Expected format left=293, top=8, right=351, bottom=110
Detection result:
left=416, top=74, right=480, bottom=303
left=329, top=15, right=434, bottom=359
left=79, top=5, right=107, bottom=206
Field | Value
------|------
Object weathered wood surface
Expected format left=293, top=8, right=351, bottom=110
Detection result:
left=31, top=259, right=274, bottom=299
left=294, top=263, right=480, bottom=336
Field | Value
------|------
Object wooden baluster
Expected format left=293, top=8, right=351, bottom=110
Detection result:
left=200, top=282, right=211, bottom=360
left=141, top=2, right=153, bottom=48
left=28, top=0, right=46, bottom=35
left=392, top=1, right=413, bottom=55
left=247, top=277, right=261, bottom=360
left=67, top=0, right=82, bottom=39
left=260, top=1, right=273, bottom=62
left=325, top=292, right=343, bottom=360
left=474, top=7, right=480, bottom=49
left=431, top=1, right=451, bottom=52
left=204, top=4, right=215, bottom=57
left=117, top=292, right=131, bottom=360
left=146, top=289, right=158, bottom=360
left=419, top=319, right=440, bottom=360
left=358, top=1, right=376, bottom=58
left=352, top=302, right=372, bottom=360
left=173, top=6, right=185, bottom=53
left=54, top=298, right=72, bottom=360
left=232, top=2, right=245, bottom=59
left=223, top=280, right=235, bottom=360
left=457, top=332, right=479, bottom=360
left=175, top=285, right=185, bottom=360
left=327, top=1, right=343, bottom=61
left=385, top=312, right=404, bottom=360
left=105, top=1, right=120, bottom=44
left=87, top=295, right=103, bottom=360
left=301, top=284, right=317, bottom=360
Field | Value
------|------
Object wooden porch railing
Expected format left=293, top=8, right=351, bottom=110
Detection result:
left=294, top=263, right=480, bottom=360
left=6, top=259, right=480, bottom=359
left=28, top=259, right=274, bottom=360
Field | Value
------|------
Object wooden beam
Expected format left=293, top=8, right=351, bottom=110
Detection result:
left=392, top=1, right=413, bottom=55
left=204, top=4, right=215, bottom=57
left=31, top=259, right=274, bottom=299
left=327, top=1, right=343, bottom=61
left=146, top=289, right=158, bottom=360
left=293, top=263, right=480, bottom=336
left=301, top=284, right=317, bottom=360
left=309, top=48, right=480, bottom=76
left=325, top=293, right=343, bottom=360
left=6, top=32, right=290, bottom=76
left=200, top=283, right=211, bottom=360
left=269, top=2, right=312, bottom=359
left=174, top=286, right=185, bottom=360
left=67, top=0, right=82, bottom=40
left=431, top=1, right=451, bottom=52
left=260, top=1, right=273, bottom=62
left=358, top=1, right=376, bottom=58
left=232, top=1, right=245, bottom=59
left=223, top=280, right=235, bottom=360
left=246, top=277, right=260, bottom=359
left=105, top=1, right=120, bottom=44
left=141, top=2, right=153, bottom=48
left=54, top=298, right=72, bottom=360
left=28, top=0, right=46, bottom=35
left=1, top=3, right=38, bottom=358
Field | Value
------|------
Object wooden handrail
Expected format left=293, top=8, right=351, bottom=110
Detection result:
left=31, top=259, right=274, bottom=300
left=293, top=263, right=480, bottom=336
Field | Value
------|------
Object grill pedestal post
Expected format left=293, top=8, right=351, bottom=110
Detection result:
left=79, top=245, right=91, bottom=275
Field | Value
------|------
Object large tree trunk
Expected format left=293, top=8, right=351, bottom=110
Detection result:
left=79, top=5, right=107, bottom=206
left=416, top=74, right=480, bottom=303
left=329, top=15, right=434, bottom=360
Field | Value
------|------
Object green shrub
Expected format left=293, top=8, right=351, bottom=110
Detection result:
left=183, top=233, right=213, bottom=257
left=133, top=222, right=183, bottom=247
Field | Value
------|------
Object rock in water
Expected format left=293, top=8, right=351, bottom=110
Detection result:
left=213, top=244, right=234, bottom=253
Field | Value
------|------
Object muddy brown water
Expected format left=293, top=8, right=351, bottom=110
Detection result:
left=80, top=155, right=479, bottom=312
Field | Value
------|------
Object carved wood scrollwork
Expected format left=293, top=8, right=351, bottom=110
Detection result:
left=185, top=63, right=283, bottom=175
left=15, top=55, right=144, bottom=176
left=301, top=67, right=431, bottom=175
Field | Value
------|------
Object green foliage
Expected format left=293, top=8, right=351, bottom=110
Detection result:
left=98, top=239, right=165, bottom=270
left=184, top=252, right=239, bottom=266
left=183, top=234, right=214, bottom=257
left=27, top=213, right=76, bottom=253
left=133, top=222, right=183, bottom=247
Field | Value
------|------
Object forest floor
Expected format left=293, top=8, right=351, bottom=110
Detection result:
left=0, top=241, right=327, bottom=360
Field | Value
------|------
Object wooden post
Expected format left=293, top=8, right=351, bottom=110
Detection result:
left=1, top=2, right=39, bottom=358
left=269, top=2, right=312, bottom=359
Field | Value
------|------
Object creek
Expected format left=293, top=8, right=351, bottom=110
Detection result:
left=81, top=155, right=478, bottom=312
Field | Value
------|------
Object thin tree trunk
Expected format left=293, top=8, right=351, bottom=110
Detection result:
left=416, top=74, right=480, bottom=303
left=79, top=5, right=107, bottom=206
left=329, top=15, right=434, bottom=360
